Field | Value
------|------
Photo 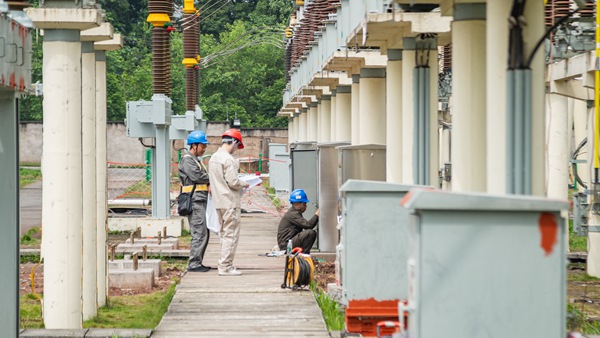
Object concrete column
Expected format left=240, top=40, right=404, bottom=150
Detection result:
left=588, top=106, right=600, bottom=277
left=42, top=29, right=85, bottom=329
left=351, top=75, right=360, bottom=145
left=94, top=49, right=108, bottom=308
left=359, top=68, right=386, bottom=145
left=525, top=0, right=546, bottom=196
left=546, top=93, right=569, bottom=199
left=319, top=95, right=332, bottom=142
left=288, top=117, right=295, bottom=144
left=336, top=86, right=352, bottom=142
left=0, top=91, right=19, bottom=337
left=386, top=49, right=403, bottom=183
left=330, top=91, right=337, bottom=141
left=486, top=0, right=510, bottom=194
left=451, top=4, right=487, bottom=192
left=402, top=48, right=416, bottom=184
left=573, top=99, right=589, bottom=189
left=315, top=102, right=321, bottom=142
left=81, top=41, right=97, bottom=320
left=299, top=109, right=308, bottom=142
left=294, top=113, right=301, bottom=143
left=308, top=102, right=318, bottom=142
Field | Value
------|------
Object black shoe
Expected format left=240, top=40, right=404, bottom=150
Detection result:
left=200, top=264, right=211, bottom=269
left=187, top=265, right=210, bottom=272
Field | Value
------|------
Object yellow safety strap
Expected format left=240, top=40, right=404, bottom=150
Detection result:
left=181, top=184, right=208, bottom=193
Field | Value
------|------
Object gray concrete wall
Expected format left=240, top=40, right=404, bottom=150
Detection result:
left=19, top=121, right=288, bottom=165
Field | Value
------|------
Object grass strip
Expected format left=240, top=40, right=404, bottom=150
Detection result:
left=20, top=168, right=42, bottom=188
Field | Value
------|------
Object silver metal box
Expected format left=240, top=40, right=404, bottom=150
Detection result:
left=269, top=152, right=291, bottom=193
left=404, top=190, right=568, bottom=338
left=317, top=142, right=349, bottom=252
left=126, top=101, right=155, bottom=138
left=290, top=142, right=318, bottom=218
left=337, top=144, right=386, bottom=188
left=340, top=180, right=421, bottom=304
left=169, top=113, right=195, bottom=140
left=0, top=14, right=32, bottom=93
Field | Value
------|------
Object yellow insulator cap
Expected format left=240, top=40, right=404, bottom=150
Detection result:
left=195, top=55, right=201, bottom=61
left=182, top=58, right=198, bottom=67
left=183, top=0, right=196, bottom=14
left=147, top=13, right=171, bottom=27
left=295, top=0, right=304, bottom=5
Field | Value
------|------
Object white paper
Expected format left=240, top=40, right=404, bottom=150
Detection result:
left=206, top=195, right=220, bottom=235
left=240, top=175, right=262, bottom=190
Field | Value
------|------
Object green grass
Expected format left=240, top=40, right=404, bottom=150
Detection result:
left=568, top=271, right=600, bottom=282
left=84, top=280, right=178, bottom=329
left=20, top=254, right=42, bottom=264
left=21, top=227, right=41, bottom=246
left=265, top=186, right=284, bottom=209
left=568, top=304, right=600, bottom=334
left=570, top=219, right=588, bottom=252
left=19, top=168, right=42, bottom=188
left=123, top=180, right=152, bottom=199
left=20, top=293, right=43, bottom=329
left=313, top=287, right=345, bottom=331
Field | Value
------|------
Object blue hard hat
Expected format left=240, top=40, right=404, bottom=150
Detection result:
left=289, top=189, right=309, bottom=203
left=187, top=130, right=209, bottom=145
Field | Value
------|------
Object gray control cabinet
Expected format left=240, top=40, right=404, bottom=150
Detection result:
left=317, top=142, right=349, bottom=252
left=340, top=180, right=422, bottom=305
left=338, top=144, right=386, bottom=188
left=404, top=190, right=568, bottom=338
left=290, top=142, right=318, bottom=218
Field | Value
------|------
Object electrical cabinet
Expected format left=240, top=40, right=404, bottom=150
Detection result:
left=403, top=190, right=568, bottom=338
left=337, top=144, right=386, bottom=188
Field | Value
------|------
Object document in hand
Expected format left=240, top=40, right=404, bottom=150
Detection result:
left=240, top=175, right=262, bottom=190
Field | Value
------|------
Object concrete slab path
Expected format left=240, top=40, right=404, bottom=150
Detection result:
left=151, top=212, right=330, bottom=338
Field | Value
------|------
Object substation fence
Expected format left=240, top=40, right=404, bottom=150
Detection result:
left=107, top=161, right=180, bottom=201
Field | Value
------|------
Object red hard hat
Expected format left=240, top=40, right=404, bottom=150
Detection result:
left=222, top=128, right=244, bottom=149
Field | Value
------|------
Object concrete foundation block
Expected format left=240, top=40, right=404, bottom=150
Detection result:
left=137, top=217, right=183, bottom=237
left=20, top=329, right=88, bottom=337
left=108, top=217, right=184, bottom=237
left=116, top=243, right=176, bottom=251
left=85, top=329, right=152, bottom=338
left=109, top=268, right=154, bottom=289
left=108, top=259, right=162, bottom=277
left=125, top=237, right=179, bottom=248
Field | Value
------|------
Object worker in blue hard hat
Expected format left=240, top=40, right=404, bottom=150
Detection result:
left=179, top=130, right=211, bottom=272
left=276, top=189, right=319, bottom=254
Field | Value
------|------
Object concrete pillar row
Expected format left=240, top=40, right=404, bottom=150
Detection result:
left=43, top=29, right=86, bottom=329
left=486, top=1, right=510, bottom=194
left=330, top=90, right=337, bottom=141
left=81, top=41, right=98, bottom=321
left=546, top=93, right=569, bottom=200
left=336, top=86, right=352, bottom=142
left=451, top=3, right=487, bottom=192
left=299, top=109, right=308, bottom=142
left=351, top=74, right=361, bottom=145
left=386, top=49, right=403, bottom=183
left=319, top=95, right=332, bottom=142
left=94, top=49, right=108, bottom=308
left=359, top=68, right=386, bottom=145
left=401, top=38, right=439, bottom=185
left=308, top=102, right=318, bottom=142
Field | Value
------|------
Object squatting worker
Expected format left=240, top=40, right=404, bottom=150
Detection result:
left=179, top=131, right=211, bottom=272
left=208, top=128, right=249, bottom=276
left=277, top=189, right=319, bottom=254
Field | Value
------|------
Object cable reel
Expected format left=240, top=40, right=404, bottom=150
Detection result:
left=281, top=247, right=314, bottom=290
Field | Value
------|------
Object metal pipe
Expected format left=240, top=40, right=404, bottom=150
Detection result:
left=107, top=198, right=151, bottom=207
left=524, top=70, right=532, bottom=195
left=506, top=70, right=515, bottom=194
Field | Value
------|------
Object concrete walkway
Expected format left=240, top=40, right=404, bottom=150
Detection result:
left=152, top=212, right=330, bottom=338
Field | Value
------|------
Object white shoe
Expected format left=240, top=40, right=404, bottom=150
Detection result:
left=218, top=267, right=242, bottom=276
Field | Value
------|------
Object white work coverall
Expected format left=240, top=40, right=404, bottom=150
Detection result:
left=208, top=147, right=246, bottom=272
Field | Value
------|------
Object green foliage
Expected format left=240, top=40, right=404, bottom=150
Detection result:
left=20, top=294, right=44, bottom=329
left=20, top=254, right=42, bottom=264
left=568, top=304, right=600, bottom=334
left=21, top=227, right=41, bottom=246
left=20, top=0, right=292, bottom=128
left=313, top=290, right=345, bottom=331
left=83, top=280, right=178, bottom=329
left=19, top=168, right=42, bottom=188
left=570, top=219, right=588, bottom=252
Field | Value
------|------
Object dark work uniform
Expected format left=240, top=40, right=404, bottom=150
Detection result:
left=178, top=152, right=210, bottom=269
left=277, top=208, right=319, bottom=254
